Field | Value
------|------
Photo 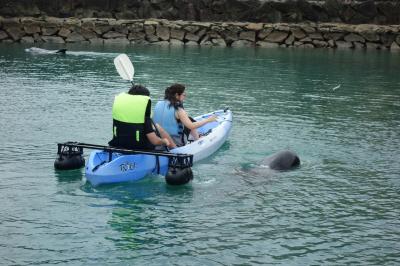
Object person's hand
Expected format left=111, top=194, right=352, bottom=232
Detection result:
left=207, top=115, right=217, bottom=122
left=162, top=138, right=170, bottom=147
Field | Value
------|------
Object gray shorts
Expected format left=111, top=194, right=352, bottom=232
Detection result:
left=172, top=134, right=185, bottom=147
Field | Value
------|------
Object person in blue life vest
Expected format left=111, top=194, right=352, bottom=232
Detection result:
left=108, top=85, right=177, bottom=150
left=153, top=83, right=217, bottom=147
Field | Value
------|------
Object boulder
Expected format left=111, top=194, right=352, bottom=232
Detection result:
left=170, top=39, right=184, bottom=46
left=336, top=41, right=353, bottom=49
left=5, top=26, right=24, bottom=41
left=231, top=40, right=254, bottom=47
left=170, top=29, right=184, bottom=40
left=239, top=31, right=256, bottom=42
left=390, top=41, right=400, bottom=51
left=24, top=25, right=41, bottom=34
left=21, top=36, right=34, bottom=43
left=156, top=25, right=170, bottom=41
left=256, top=41, right=279, bottom=48
left=185, top=33, right=200, bottom=42
left=291, top=28, right=306, bottom=39
left=264, top=31, right=288, bottom=43
left=344, top=33, right=365, bottom=43
left=66, top=32, right=85, bottom=42
left=0, top=30, right=8, bottom=40
left=103, top=31, right=126, bottom=39
left=41, top=36, right=65, bottom=43
left=41, top=27, right=58, bottom=36
left=245, top=23, right=263, bottom=31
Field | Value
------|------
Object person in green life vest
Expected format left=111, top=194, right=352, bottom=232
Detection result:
left=153, top=83, right=217, bottom=146
left=108, top=85, right=176, bottom=150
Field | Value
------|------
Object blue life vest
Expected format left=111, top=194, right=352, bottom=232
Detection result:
left=153, top=100, right=183, bottom=137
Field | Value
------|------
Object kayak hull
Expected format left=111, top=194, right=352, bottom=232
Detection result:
left=85, top=109, right=232, bottom=186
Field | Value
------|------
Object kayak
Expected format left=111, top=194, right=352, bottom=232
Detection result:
left=85, top=109, right=232, bottom=186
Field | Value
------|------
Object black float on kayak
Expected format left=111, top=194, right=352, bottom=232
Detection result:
left=54, top=143, right=85, bottom=170
left=165, top=156, right=194, bottom=185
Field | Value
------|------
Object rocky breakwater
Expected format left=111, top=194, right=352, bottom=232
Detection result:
left=1, top=17, right=400, bottom=51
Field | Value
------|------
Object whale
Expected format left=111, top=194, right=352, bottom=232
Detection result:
left=237, top=150, right=300, bottom=177
left=25, top=47, right=67, bottom=54
left=259, top=150, right=300, bottom=171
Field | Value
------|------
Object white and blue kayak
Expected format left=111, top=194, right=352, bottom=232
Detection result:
left=84, top=109, right=232, bottom=186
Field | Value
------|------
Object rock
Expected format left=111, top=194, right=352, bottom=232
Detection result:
left=258, top=28, right=273, bottom=40
left=291, top=28, right=306, bottom=39
left=156, top=25, right=170, bottom=41
left=264, top=31, right=288, bottom=43
left=396, top=35, right=400, bottom=45
left=58, top=28, right=71, bottom=38
left=23, top=25, right=40, bottom=34
left=323, top=32, right=344, bottom=41
left=256, top=41, right=279, bottom=48
left=81, top=29, right=97, bottom=40
left=300, top=24, right=316, bottom=33
left=5, top=26, right=24, bottom=41
left=0, top=30, right=8, bottom=40
left=103, top=31, right=126, bottom=39
left=104, top=38, right=130, bottom=45
left=185, top=33, right=200, bottom=42
left=211, top=38, right=226, bottom=47
left=344, top=33, right=365, bottom=43
left=41, top=27, right=58, bottom=36
left=245, top=23, right=263, bottom=31
left=144, top=25, right=155, bottom=35
left=184, top=25, right=200, bottom=33
left=390, top=41, right=400, bottom=51
left=285, top=34, right=294, bottom=45
left=366, top=42, right=381, bottom=49
left=239, top=31, right=255, bottom=42
left=128, top=32, right=145, bottom=40
left=231, top=40, right=254, bottom=47
left=309, top=33, right=324, bottom=40
left=41, top=36, right=65, bottom=43
left=170, top=29, right=185, bottom=40
left=353, top=42, right=365, bottom=49
left=153, top=41, right=170, bottom=46
left=313, top=40, right=328, bottom=48
left=185, top=41, right=198, bottom=46
left=336, top=41, right=353, bottom=49
left=170, top=39, right=184, bottom=46
left=66, top=32, right=85, bottom=42
left=146, top=34, right=159, bottom=42
left=89, top=38, right=104, bottom=44
left=328, top=39, right=335, bottom=47
left=20, top=36, right=34, bottom=43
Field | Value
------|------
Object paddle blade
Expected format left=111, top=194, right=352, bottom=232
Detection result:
left=114, top=54, right=134, bottom=81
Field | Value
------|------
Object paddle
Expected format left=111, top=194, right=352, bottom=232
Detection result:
left=114, top=53, right=135, bottom=85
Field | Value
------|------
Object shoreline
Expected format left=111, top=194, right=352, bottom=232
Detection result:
left=1, top=17, right=400, bottom=51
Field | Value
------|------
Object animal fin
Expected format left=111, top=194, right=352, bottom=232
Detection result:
left=56, top=49, right=67, bottom=54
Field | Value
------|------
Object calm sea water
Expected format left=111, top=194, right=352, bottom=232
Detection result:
left=0, top=43, right=399, bottom=265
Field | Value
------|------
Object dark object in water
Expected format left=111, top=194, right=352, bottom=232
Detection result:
left=165, top=167, right=193, bottom=185
left=261, top=150, right=300, bottom=170
left=54, top=145, right=85, bottom=170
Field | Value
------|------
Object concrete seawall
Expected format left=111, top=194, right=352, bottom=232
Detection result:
left=1, top=17, right=400, bottom=51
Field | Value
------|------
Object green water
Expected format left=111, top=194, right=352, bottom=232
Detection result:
left=1, top=43, right=399, bottom=265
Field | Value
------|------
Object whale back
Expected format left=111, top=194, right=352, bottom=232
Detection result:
left=261, top=150, right=300, bottom=170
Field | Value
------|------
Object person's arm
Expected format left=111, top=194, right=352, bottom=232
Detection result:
left=176, top=108, right=217, bottom=130
left=146, top=132, right=170, bottom=147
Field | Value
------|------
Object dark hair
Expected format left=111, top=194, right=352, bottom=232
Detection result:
left=128, top=84, right=150, bottom=96
left=164, top=83, right=185, bottom=109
